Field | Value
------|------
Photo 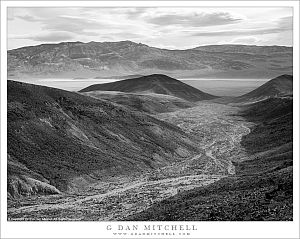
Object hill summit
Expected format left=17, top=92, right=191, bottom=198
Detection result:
left=79, top=74, right=217, bottom=102
left=237, top=74, right=293, bottom=102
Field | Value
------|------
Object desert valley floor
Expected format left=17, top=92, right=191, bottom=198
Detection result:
left=8, top=101, right=253, bottom=220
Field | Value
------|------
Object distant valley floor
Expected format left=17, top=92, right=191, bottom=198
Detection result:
left=8, top=78, right=268, bottom=97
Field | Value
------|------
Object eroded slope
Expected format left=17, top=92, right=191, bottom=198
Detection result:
left=8, top=80, right=199, bottom=197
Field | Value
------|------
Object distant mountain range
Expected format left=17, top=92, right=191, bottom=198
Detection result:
left=79, top=74, right=217, bottom=101
left=8, top=41, right=292, bottom=79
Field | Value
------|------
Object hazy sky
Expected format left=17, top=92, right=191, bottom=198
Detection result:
left=7, top=7, right=293, bottom=50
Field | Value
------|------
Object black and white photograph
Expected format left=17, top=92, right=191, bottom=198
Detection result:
left=1, top=1, right=299, bottom=238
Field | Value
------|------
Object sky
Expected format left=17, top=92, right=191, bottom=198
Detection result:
left=7, top=7, right=293, bottom=50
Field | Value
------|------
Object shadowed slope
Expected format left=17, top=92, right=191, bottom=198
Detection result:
left=240, top=97, right=292, bottom=153
left=8, top=80, right=200, bottom=197
left=79, top=74, right=217, bottom=102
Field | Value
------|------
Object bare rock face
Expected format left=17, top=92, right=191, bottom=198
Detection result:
left=8, top=155, right=60, bottom=198
left=8, top=176, right=60, bottom=198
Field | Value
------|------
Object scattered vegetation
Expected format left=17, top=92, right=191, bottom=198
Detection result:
left=127, top=97, right=293, bottom=221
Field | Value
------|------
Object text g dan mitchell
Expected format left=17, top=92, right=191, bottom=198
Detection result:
left=106, top=224, right=197, bottom=231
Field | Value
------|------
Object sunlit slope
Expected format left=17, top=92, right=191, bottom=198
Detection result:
left=236, top=74, right=292, bottom=101
left=82, top=91, right=195, bottom=114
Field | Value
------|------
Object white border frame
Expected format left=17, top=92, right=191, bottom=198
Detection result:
left=1, top=1, right=299, bottom=238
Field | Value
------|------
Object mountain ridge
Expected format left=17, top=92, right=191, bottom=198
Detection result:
left=8, top=41, right=292, bottom=79
left=9, top=41, right=292, bottom=52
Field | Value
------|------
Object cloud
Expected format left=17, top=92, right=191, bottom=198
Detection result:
left=30, top=32, right=74, bottom=42
left=147, top=12, right=242, bottom=27
left=17, top=15, right=40, bottom=22
left=112, top=32, right=144, bottom=39
left=229, top=36, right=261, bottom=45
left=11, top=31, right=74, bottom=42
left=277, top=16, right=293, bottom=30
left=16, top=11, right=106, bottom=36
left=124, top=8, right=149, bottom=19
left=7, top=7, right=293, bottom=49
left=190, top=27, right=288, bottom=37
left=189, top=16, right=293, bottom=37
left=7, top=8, right=15, bottom=21
left=41, top=16, right=105, bottom=35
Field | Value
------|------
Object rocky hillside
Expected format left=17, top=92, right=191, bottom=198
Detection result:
left=79, top=74, right=217, bottom=102
left=8, top=80, right=200, bottom=198
left=127, top=75, right=293, bottom=221
left=236, top=74, right=292, bottom=102
left=82, top=91, right=195, bottom=114
left=8, top=41, right=292, bottom=79
left=128, top=96, right=293, bottom=221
